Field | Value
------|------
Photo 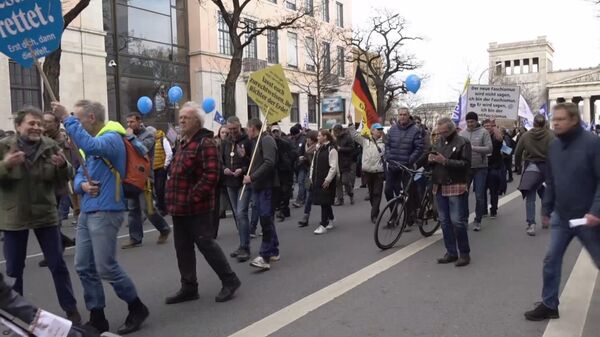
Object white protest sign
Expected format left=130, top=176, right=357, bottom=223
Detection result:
left=466, top=85, right=520, bottom=120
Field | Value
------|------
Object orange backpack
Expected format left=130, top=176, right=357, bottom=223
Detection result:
left=103, top=134, right=151, bottom=201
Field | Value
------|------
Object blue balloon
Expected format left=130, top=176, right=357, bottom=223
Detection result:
left=202, top=98, right=216, bottom=113
left=168, top=86, right=183, bottom=103
left=405, top=74, right=422, bottom=94
left=137, top=96, right=153, bottom=115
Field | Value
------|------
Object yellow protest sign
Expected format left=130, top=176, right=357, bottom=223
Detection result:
left=247, top=64, right=293, bottom=124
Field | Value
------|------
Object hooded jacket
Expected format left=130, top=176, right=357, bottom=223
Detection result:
left=0, top=135, right=72, bottom=230
left=348, top=125, right=385, bottom=173
left=249, top=133, right=280, bottom=190
left=459, top=125, right=492, bottom=169
left=65, top=116, right=127, bottom=213
left=514, top=127, right=555, bottom=169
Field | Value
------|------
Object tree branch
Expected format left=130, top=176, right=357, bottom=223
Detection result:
left=63, top=0, right=91, bottom=29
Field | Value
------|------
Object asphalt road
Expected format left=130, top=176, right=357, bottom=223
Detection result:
left=1, top=180, right=597, bottom=337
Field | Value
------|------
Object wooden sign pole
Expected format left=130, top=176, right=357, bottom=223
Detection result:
left=239, top=108, right=270, bottom=200
left=26, top=39, right=92, bottom=181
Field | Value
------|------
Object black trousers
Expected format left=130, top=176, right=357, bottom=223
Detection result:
left=320, top=205, right=334, bottom=225
left=364, top=172, right=385, bottom=219
left=154, top=168, right=168, bottom=212
left=172, top=213, right=237, bottom=292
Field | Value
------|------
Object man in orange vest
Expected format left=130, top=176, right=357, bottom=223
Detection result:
left=149, top=128, right=173, bottom=215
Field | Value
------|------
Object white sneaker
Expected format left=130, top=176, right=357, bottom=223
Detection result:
left=270, top=255, right=281, bottom=262
left=325, top=220, right=335, bottom=230
left=250, top=256, right=271, bottom=270
left=314, top=225, right=328, bottom=235
left=473, top=222, right=482, bottom=232
left=527, top=224, right=536, bottom=236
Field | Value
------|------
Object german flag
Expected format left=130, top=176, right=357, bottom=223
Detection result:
left=352, top=67, right=378, bottom=136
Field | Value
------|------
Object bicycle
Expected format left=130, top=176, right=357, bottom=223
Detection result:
left=374, top=160, right=440, bottom=250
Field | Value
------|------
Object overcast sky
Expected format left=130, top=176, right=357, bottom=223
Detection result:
left=352, top=0, right=600, bottom=104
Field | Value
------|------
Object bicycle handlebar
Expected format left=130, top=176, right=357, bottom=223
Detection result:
left=386, top=160, right=421, bottom=175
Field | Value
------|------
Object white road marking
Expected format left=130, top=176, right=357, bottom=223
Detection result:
left=0, top=228, right=161, bottom=265
left=543, top=249, right=598, bottom=337
left=228, top=190, right=522, bottom=337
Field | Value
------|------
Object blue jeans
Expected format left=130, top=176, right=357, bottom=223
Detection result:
left=3, top=226, right=77, bottom=312
left=296, top=169, right=308, bottom=203
left=304, top=190, right=313, bottom=215
left=127, top=193, right=171, bottom=243
left=227, top=186, right=252, bottom=250
left=542, top=213, right=600, bottom=309
left=76, top=211, right=139, bottom=310
left=251, top=189, right=279, bottom=259
left=525, top=187, right=545, bottom=225
left=436, top=191, right=470, bottom=257
left=469, top=168, right=488, bottom=223
left=58, top=195, right=71, bottom=220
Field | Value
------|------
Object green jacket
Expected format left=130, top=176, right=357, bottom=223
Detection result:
left=0, top=135, right=72, bottom=231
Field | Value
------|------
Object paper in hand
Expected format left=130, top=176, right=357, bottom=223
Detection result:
left=569, top=218, right=587, bottom=228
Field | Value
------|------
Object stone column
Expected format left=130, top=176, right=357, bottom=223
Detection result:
left=583, top=96, right=592, bottom=124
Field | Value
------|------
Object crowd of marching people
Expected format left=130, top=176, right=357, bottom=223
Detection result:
left=0, top=98, right=599, bottom=335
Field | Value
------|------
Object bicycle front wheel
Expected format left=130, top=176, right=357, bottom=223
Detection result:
left=374, top=197, right=407, bottom=250
left=418, top=191, right=440, bottom=237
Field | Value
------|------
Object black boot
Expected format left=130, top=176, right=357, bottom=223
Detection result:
left=117, top=298, right=149, bottom=335
left=84, top=309, right=109, bottom=333
left=215, top=276, right=241, bottom=302
left=165, top=289, right=200, bottom=305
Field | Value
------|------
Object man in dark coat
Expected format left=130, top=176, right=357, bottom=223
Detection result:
left=333, top=124, right=356, bottom=205
left=525, top=103, right=600, bottom=321
left=244, top=118, right=280, bottom=271
left=384, top=108, right=424, bottom=224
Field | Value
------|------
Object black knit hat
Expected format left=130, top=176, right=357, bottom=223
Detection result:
left=465, top=111, right=478, bottom=121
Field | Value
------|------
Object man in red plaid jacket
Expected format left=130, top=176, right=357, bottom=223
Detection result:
left=165, top=102, right=241, bottom=305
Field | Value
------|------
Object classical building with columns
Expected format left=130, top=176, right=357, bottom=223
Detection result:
left=488, top=36, right=600, bottom=126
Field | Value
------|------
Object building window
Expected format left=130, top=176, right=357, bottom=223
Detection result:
left=337, top=46, right=345, bottom=77
left=105, top=0, right=190, bottom=127
left=290, top=93, right=299, bottom=122
left=504, top=60, right=511, bottom=75
left=218, top=12, right=232, bottom=55
left=305, top=37, right=315, bottom=72
left=523, top=59, right=530, bottom=74
left=532, top=57, right=539, bottom=73
left=248, top=96, right=260, bottom=120
left=244, top=19, right=257, bottom=59
left=285, top=0, right=296, bottom=10
left=513, top=59, right=521, bottom=74
left=495, top=61, right=502, bottom=76
left=287, top=32, right=298, bottom=68
left=335, top=2, right=343, bottom=27
left=322, top=0, right=329, bottom=22
left=305, top=0, right=314, bottom=15
left=308, top=94, right=317, bottom=123
left=267, top=30, right=279, bottom=64
left=9, top=61, right=42, bottom=111
left=323, top=42, right=331, bottom=74
left=221, top=84, right=226, bottom=114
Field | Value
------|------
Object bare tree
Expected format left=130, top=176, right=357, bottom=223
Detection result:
left=42, top=0, right=91, bottom=109
left=346, top=10, right=421, bottom=121
left=288, top=16, right=351, bottom=128
left=200, top=0, right=307, bottom=117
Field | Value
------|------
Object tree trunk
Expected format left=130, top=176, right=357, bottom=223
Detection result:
left=42, top=48, right=62, bottom=110
left=224, top=48, right=243, bottom=119
left=376, top=85, right=386, bottom=123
